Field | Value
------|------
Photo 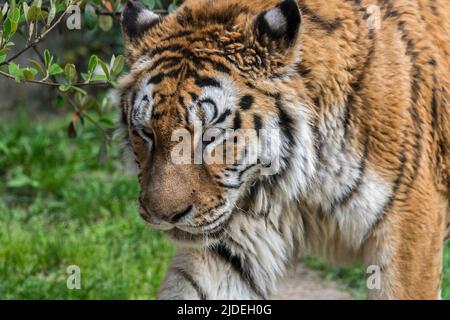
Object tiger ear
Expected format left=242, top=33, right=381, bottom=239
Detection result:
left=121, top=0, right=161, bottom=40
left=254, top=0, right=302, bottom=50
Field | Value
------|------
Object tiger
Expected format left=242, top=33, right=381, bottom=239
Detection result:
left=118, top=0, right=450, bottom=300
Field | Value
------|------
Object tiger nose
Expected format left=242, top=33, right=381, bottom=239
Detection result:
left=141, top=197, right=193, bottom=224
left=166, top=205, right=193, bottom=223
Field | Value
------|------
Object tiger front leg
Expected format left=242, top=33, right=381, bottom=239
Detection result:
left=364, top=185, right=447, bottom=300
left=158, top=247, right=267, bottom=300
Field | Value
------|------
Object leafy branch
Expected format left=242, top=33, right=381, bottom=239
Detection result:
left=0, top=0, right=178, bottom=163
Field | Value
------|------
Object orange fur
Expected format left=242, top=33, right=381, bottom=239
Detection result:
left=119, top=0, right=450, bottom=299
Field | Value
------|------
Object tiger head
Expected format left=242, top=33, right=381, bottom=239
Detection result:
left=119, top=0, right=316, bottom=245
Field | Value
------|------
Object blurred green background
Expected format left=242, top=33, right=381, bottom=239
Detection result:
left=0, top=0, right=448, bottom=300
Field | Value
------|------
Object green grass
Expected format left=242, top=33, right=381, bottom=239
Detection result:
left=0, top=114, right=448, bottom=299
left=302, top=256, right=368, bottom=300
left=0, top=114, right=175, bottom=299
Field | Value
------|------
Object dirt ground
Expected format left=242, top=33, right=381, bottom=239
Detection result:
left=273, top=263, right=353, bottom=300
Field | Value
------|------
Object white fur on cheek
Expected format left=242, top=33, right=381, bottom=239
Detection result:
left=190, top=76, right=239, bottom=125
left=131, top=76, right=154, bottom=127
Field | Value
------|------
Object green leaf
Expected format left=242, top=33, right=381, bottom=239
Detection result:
left=98, top=59, right=110, bottom=80
left=49, top=63, right=63, bottom=75
left=11, top=7, right=20, bottom=23
left=28, top=59, right=45, bottom=76
left=47, top=0, right=56, bottom=25
left=0, top=53, right=6, bottom=64
left=74, top=91, right=83, bottom=106
left=44, top=49, right=52, bottom=69
left=27, top=5, right=43, bottom=23
left=23, top=2, right=30, bottom=24
left=84, top=3, right=98, bottom=30
left=98, top=15, right=113, bottom=32
left=99, top=117, right=116, bottom=129
left=8, top=62, right=23, bottom=82
left=8, top=62, right=19, bottom=74
left=64, top=63, right=77, bottom=84
left=1, top=2, right=9, bottom=19
left=72, top=86, right=87, bottom=96
left=81, top=95, right=96, bottom=110
left=3, top=19, right=12, bottom=38
left=11, top=19, right=18, bottom=35
left=59, top=84, right=71, bottom=92
left=88, top=55, right=98, bottom=74
left=111, top=55, right=124, bottom=78
left=91, top=74, right=107, bottom=82
left=23, top=68, right=37, bottom=81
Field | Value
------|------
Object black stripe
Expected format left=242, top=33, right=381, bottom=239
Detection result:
left=120, top=109, right=128, bottom=128
left=212, top=244, right=265, bottom=299
left=214, top=109, right=232, bottom=125
left=178, top=95, right=186, bottom=108
left=297, top=63, right=312, bottom=77
left=148, top=56, right=183, bottom=72
left=176, top=4, right=248, bottom=29
left=239, top=95, right=254, bottom=110
left=380, top=139, right=407, bottom=216
left=344, top=28, right=376, bottom=140
left=233, top=112, right=242, bottom=130
left=147, top=73, right=164, bottom=85
left=120, top=93, right=129, bottom=127
left=150, top=44, right=185, bottom=56
left=387, top=0, right=424, bottom=196
left=195, top=77, right=221, bottom=88
left=297, top=2, right=342, bottom=33
left=131, top=91, right=138, bottom=109
left=276, top=96, right=295, bottom=148
left=159, top=58, right=183, bottom=70
left=209, top=59, right=232, bottom=74
left=141, top=128, right=154, bottom=142
left=192, top=56, right=231, bottom=74
left=217, top=182, right=241, bottom=189
left=265, top=95, right=297, bottom=187
left=189, top=92, right=199, bottom=102
left=200, top=98, right=218, bottom=121
left=253, top=114, right=263, bottom=137
left=373, top=0, right=424, bottom=224
left=147, top=69, right=181, bottom=86
left=174, top=268, right=207, bottom=300
left=330, top=135, right=369, bottom=211
left=431, top=78, right=438, bottom=138
left=160, top=30, right=193, bottom=42
left=184, top=66, right=200, bottom=81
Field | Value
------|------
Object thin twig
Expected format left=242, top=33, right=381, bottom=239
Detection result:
left=0, top=3, right=74, bottom=67
left=67, top=96, right=111, bottom=140
left=95, top=9, right=168, bottom=18
left=0, top=69, right=109, bottom=87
